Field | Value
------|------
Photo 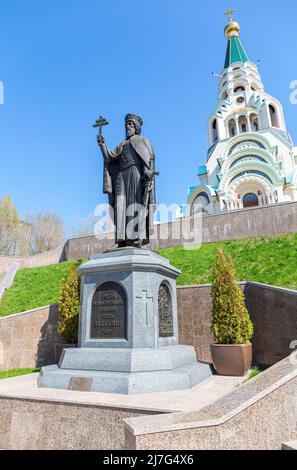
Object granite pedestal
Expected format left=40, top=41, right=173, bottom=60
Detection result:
left=39, top=248, right=212, bottom=394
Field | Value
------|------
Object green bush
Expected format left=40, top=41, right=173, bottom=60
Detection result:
left=58, top=261, right=82, bottom=343
left=211, top=248, right=253, bottom=345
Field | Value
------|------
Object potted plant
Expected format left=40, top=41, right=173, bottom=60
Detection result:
left=210, top=248, right=253, bottom=376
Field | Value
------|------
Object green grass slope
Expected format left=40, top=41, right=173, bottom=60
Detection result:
left=0, top=260, right=79, bottom=316
left=1, top=233, right=296, bottom=317
left=158, top=233, right=297, bottom=288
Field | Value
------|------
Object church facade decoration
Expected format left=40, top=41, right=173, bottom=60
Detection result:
left=187, top=10, right=297, bottom=215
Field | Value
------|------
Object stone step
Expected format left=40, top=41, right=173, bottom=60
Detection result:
left=0, top=271, right=8, bottom=301
left=282, top=440, right=297, bottom=450
left=58, top=345, right=198, bottom=373
left=38, top=361, right=213, bottom=394
left=0, top=264, right=19, bottom=299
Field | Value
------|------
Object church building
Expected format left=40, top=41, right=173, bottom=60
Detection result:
left=187, top=10, right=297, bottom=215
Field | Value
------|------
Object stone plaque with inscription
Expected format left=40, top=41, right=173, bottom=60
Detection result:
left=90, top=282, right=127, bottom=339
left=158, top=283, right=174, bottom=337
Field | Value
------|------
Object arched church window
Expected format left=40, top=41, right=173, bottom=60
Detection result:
left=250, top=113, right=259, bottom=132
left=212, top=119, right=218, bottom=143
left=243, top=193, right=259, bottom=208
left=234, top=85, right=245, bottom=93
left=228, top=119, right=236, bottom=138
left=239, top=115, right=248, bottom=133
left=236, top=96, right=245, bottom=104
left=222, top=91, right=228, bottom=100
left=269, top=104, right=279, bottom=128
left=191, top=193, right=210, bottom=215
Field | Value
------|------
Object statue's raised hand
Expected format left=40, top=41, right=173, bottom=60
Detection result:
left=97, top=134, right=105, bottom=146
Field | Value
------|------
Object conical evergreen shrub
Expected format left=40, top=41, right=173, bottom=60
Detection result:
left=58, top=262, right=81, bottom=343
left=211, top=248, right=253, bottom=345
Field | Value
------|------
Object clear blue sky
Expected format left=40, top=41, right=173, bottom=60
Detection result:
left=1, top=0, right=297, bottom=235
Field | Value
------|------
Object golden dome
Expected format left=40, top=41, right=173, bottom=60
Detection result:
left=224, top=9, right=240, bottom=39
left=224, top=20, right=240, bottom=39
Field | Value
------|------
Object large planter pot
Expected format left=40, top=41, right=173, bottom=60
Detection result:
left=210, top=343, right=252, bottom=377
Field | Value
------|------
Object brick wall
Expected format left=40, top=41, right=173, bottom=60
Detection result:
left=0, top=282, right=296, bottom=371
left=63, top=202, right=297, bottom=260
left=177, top=282, right=297, bottom=367
left=0, top=305, right=60, bottom=371
left=0, top=246, right=64, bottom=274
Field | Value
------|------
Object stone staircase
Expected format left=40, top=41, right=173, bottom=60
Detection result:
left=0, top=263, right=19, bottom=301
left=0, top=272, right=7, bottom=303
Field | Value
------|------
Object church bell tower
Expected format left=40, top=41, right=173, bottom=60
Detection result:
left=187, top=10, right=297, bottom=214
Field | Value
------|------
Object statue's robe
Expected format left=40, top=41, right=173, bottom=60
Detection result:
left=103, top=134, right=156, bottom=245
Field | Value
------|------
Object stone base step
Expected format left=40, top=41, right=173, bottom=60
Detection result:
left=58, top=345, right=198, bottom=372
left=39, top=345, right=213, bottom=394
left=38, top=361, right=213, bottom=394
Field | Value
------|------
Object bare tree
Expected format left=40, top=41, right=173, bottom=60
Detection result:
left=26, top=211, right=65, bottom=255
left=72, top=214, right=100, bottom=238
left=0, top=196, right=28, bottom=255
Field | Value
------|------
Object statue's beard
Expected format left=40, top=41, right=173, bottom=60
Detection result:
left=126, top=128, right=135, bottom=138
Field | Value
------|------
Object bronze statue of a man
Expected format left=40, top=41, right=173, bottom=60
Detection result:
left=97, top=114, right=156, bottom=248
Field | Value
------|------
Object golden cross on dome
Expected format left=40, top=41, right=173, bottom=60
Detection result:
left=224, top=8, right=235, bottom=22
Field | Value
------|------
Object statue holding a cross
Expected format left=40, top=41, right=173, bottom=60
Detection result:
left=94, top=114, right=157, bottom=248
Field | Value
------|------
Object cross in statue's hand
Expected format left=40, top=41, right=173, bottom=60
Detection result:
left=92, top=116, right=109, bottom=135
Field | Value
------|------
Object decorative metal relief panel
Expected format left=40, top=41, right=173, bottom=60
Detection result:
left=158, top=283, right=174, bottom=337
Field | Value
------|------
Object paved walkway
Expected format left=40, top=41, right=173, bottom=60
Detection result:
left=0, top=372, right=245, bottom=413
